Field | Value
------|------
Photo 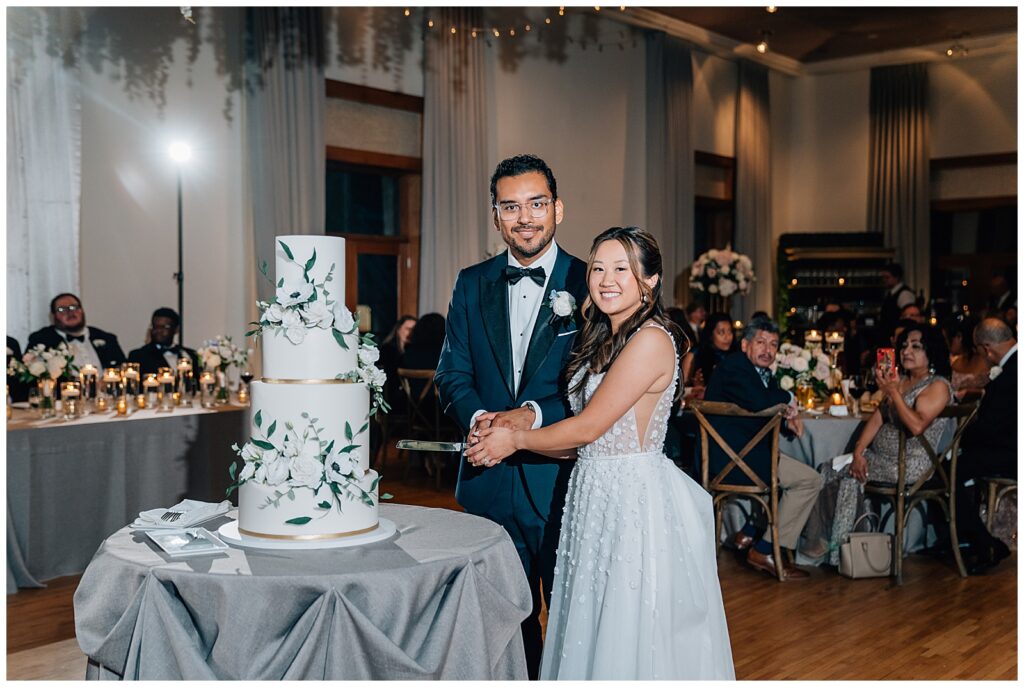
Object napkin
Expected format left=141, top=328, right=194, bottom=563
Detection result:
left=832, top=453, right=854, bottom=471
left=131, top=499, right=231, bottom=530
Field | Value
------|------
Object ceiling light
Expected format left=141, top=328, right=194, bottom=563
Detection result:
left=946, top=42, right=968, bottom=58
left=756, top=31, right=771, bottom=54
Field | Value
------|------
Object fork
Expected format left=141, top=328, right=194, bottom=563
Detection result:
left=161, top=510, right=184, bottom=523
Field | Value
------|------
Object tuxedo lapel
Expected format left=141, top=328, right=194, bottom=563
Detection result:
left=480, top=266, right=515, bottom=398
left=519, top=251, right=571, bottom=396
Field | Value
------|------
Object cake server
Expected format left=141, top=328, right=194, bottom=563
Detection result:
left=395, top=439, right=467, bottom=452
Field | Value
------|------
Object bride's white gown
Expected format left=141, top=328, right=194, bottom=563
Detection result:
left=539, top=325, right=735, bottom=680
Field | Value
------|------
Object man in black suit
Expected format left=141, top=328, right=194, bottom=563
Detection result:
left=7, top=336, right=28, bottom=402
left=703, top=316, right=820, bottom=580
left=879, top=262, right=917, bottom=344
left=128, top=307, right=199, bottom=375
left=27, top=293, right=126, bottom=369
left=954, top=317, right=1017, bottom=574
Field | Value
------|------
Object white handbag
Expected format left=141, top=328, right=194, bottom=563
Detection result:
left=838, top=512, right=893, bottom=579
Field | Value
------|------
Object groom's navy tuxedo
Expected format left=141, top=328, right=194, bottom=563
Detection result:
left=435, top=245, right=587, bottom=674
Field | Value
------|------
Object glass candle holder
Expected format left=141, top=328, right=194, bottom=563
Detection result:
left=157, top=368, right=176, bottom=411
left=79, top=364, right=98, bottom=414
left=199, top=371, right=217, bottom=409
left=96, top=395, right=109, bottom=412
left=101, top=368, right=122, bottom=408
left=61, top=380, right=82, bottom=420
left=7, top=384, right=12, bottom=421
left=38, top=378, right=56, bottom=419
left=121, top=363, right=141, bottom=400
left=136, top=393, right=147, bottom=409
left=176, top=357, right=194, bottom=406
left=143, top=374, right=159, bottom=408
left=116, top=396, right=128, bottom=416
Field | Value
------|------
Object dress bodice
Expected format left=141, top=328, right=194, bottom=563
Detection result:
left=568, top=324, right=678, bottom=459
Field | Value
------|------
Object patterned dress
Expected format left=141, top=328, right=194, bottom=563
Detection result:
left=538, top=324, right=734, bottom=680
left=802, top=375, right=954, bottom=565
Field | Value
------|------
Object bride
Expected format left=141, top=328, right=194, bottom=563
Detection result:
left=465, top=226, right=734, bottom=680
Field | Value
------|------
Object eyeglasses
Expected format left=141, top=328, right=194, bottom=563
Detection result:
left=54, top=305, right=81, bottom=314
left=494, top=198, right=555, bottom=221
left=151, top=323, right=177, bottom=331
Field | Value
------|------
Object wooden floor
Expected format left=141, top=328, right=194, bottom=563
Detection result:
left=7, top=454, right=1017, bottom=680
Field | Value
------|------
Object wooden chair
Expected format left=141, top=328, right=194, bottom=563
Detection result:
left=984, top=478, right=1017, bottom=532
left=867, top=403, right=979, bottom=584
left=690, top=400, right=791, bottom=581
left=394, top=368, right=459, bottom=488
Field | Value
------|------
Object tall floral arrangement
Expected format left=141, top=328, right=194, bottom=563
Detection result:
left=688, top=246, right=755, bottom=298
left=197, top=335, right=251, bottom=373
left=7, top=342, right=79, bottom=383
left=772, top=342, right=831, bottom=395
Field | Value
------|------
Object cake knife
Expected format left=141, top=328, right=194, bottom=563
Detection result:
left=395, top=439, right=468, bottom=452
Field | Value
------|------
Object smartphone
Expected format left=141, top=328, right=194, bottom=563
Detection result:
left=876, top=347, right=896, bottom=376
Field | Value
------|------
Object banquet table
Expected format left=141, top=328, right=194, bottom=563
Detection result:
left=73, top=504, right=531, bottom=680
left=7, top=404, right=246, bottom=593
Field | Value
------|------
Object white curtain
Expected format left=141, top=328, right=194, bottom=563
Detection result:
left=734, top=60, right=772, bottom=323
left=420, top=7, right=490, bottom=316
left=645, top=32, right=695, bottom=307
left=243, top=8, right=326, bottom=308
left=7, top=8, right=82, bottom=346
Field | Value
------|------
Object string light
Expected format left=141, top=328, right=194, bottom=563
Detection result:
left=427, top=19, right=434, bottom=28
left=450, top=26, right=457, bottom=35
left=545, top=17, right=552, bottom=24
left=755, top=30, right=771, bottom=54
left=509, top=28, right=516, bottom=36
left=525, top=24, right=531, bottom=31
left=403, top=8, right=410, bottom=17
left=559, top=6, right=565, bottom=16
left=471, top=29, right=477, bottom=38
left=493, top=27, right=500, bottom=37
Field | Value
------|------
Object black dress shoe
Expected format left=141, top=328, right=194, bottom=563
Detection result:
left=967, top=539, right=1011, bottom=575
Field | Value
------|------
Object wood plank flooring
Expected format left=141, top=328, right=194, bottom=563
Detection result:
left=7, top=454, right=1016, bottom=680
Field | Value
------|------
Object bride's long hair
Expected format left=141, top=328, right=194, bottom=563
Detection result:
left=565, top=226, right=688, bottom=395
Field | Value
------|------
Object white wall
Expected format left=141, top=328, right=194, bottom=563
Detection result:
left=78, top=8, right=246, bottom=353
left=485, top=14, right=648, bottom=260
left=930, top=52, right=1017, bottom=158
left=692, top=51, right=736, bottom=156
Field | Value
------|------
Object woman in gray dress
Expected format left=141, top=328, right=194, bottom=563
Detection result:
left=802, top=323, right=954, bottom=565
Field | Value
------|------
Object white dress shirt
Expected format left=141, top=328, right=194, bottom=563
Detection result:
left=470, top=243, right=560, bottom=432
left=889, top=282, right=916, bottom=309
left=61, top=330, right=103, bottom=371
left=999, top=344, right=1017, bottom=369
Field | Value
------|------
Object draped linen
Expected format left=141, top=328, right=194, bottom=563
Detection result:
left=6, top=8, right=82, bottom=346
left=420, top=7, right=490, bottom=315
left=645, top=32, right=695, bottom=306
left=868, top=63, right=930, bottom=298
left=243, top=8, right=326, bottom=311
left=733, top=60, right=773, bottom=322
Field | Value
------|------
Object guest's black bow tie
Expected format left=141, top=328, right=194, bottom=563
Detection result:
left=66, top=334, right=86, bottom=343
left=503, top=265, right=546, bottom=286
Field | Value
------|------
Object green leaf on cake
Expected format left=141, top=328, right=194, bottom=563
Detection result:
left=254, top=410, right=263, bottom=428
left=339, top=444, right=358, bottom=453
left=332, top=328, right=350, bottom=350
left=357, top=421, right=369, bottom=437
left=267, top=420, right=277, bottom=438
left=279, top=240, right=294, bottom=260
left=304, top=248, right=317, bottom=273
left=324, top=440, right=335, bottom=455
left=369, top=475, right=381, bottom=490
left=252, top=439, right=275, bottom=450
left=278, top=277, right=284, bottom=288
left=287, top=490, right=296, bottom=501
left=285, top=516, right=311, bottom=525
left=317, top=501, right=331, bottom=510
left=345, top=422, right=353, bottom=441
left=228, top=462, right=237, bottom=480
left=226, top=484, right=238, bottom=497
left=381, top=492, right=393, bottom=500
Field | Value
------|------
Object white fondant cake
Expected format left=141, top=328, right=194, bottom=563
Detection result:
left=233, top=234, right=382, bottom=541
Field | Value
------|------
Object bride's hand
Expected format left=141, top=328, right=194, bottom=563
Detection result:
left=463, top=427, right=519, bottom=467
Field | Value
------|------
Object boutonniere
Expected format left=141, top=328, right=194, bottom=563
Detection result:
left=547, top=290, right=576, bottom=325
left=989, top=365, right=1003, bottom=381
left=93, top=338, right=107, bottom=347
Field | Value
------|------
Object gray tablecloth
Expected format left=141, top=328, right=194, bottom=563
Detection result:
left=7, top=408, right=246, bottom=592
left=74, top=504, right=530, bottom=680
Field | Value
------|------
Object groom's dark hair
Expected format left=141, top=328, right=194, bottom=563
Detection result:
left=489, top=154, right=558, bottom=205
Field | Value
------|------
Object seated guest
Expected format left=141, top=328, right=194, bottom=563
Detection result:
left=703, top=316, right=819, bottom=580
left=816, top=311, right=862, bottom=378
left=801, top=324, right=954, bottom=565
left=28, top=293, right=125, bottom=369
left=942, top=315, right=991, bottom=400
left=401, top=313, right=447, bottom=403
left=900, top=303, right=925, bottom=324
left=681, top=312, right=737, bottom=395
left=127, top=307, right=199, bottom=375
left=954, top=318, right=1016, bottom=574
left=378, top=315, right=417, bottom=414
left=7, top=336, right=28, bottom=402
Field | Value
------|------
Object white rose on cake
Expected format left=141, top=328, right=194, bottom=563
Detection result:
left=288, top=452, right=324, bottom=489
left=263, top=302, right=286, bottom=324
left=358, top=345, right=380, bottom=366
left=281, top=309, right=306, bottom=345
left=332, top=302, right=355, bottom=333
left=239, top=461, right=257, bottom=482
left=277, top=279, right=314, bottom=308
left=262, top=452, right=290, bottom=485
left=302, top=299, right=333, bottom=329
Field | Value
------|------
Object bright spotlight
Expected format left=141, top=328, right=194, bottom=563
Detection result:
left=168, top=142, right=192, bottom=163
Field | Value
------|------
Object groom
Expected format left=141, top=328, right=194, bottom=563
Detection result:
left=435, top=154, right=587, bottom=678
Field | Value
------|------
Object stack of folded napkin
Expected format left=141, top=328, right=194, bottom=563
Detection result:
left=131, top=499, right=231, bottom=529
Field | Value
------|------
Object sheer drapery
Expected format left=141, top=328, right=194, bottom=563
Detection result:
left=868, top=63, right=930, bottom=298
left=7, top=8, right=82, bottom=346
left=420, top=7, right=490, bottom=316
left=243, top=7, right=326, bottom=311
left=645, top=32, right=695, bottom=307
left=734, top=60, right=772, bottom=322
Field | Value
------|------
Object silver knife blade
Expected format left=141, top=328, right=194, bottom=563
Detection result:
left=395, top=439, right=468, bottom=452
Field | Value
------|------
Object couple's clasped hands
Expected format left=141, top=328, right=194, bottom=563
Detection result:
left=464, top=406, right=533, bottom=468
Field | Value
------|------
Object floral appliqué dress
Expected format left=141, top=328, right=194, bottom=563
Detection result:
left=539, top=325, right=734, bottom=680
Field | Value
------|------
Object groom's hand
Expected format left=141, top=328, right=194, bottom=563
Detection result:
left=489, top=406, right=536, bottom=431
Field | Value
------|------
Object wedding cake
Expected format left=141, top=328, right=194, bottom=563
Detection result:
left=229, top=235, right=388, bottom=540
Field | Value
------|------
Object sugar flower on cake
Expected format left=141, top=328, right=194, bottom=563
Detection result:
left=689, top=245, right=755, bottom=298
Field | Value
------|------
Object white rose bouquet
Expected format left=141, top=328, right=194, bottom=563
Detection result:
left=772, top=342, right=831, bottom=397
left=688, top=245, right=755, bottom=298
left=8, top=342, right=79, bottom=384
left=228, top=410, right=387, bottom=526
left=248, top=240, right=359, bottom=349
left=197, top=335, right=250, bottom=373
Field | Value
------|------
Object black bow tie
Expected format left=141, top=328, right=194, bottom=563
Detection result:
left=66, top=334, right=86, bottom=343
left=503, top=265, right=546, bottom=286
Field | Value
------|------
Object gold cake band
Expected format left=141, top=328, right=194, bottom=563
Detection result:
left=238, top=522, right=379, bottom=540
left=260, top=377, right=356, bottom=385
